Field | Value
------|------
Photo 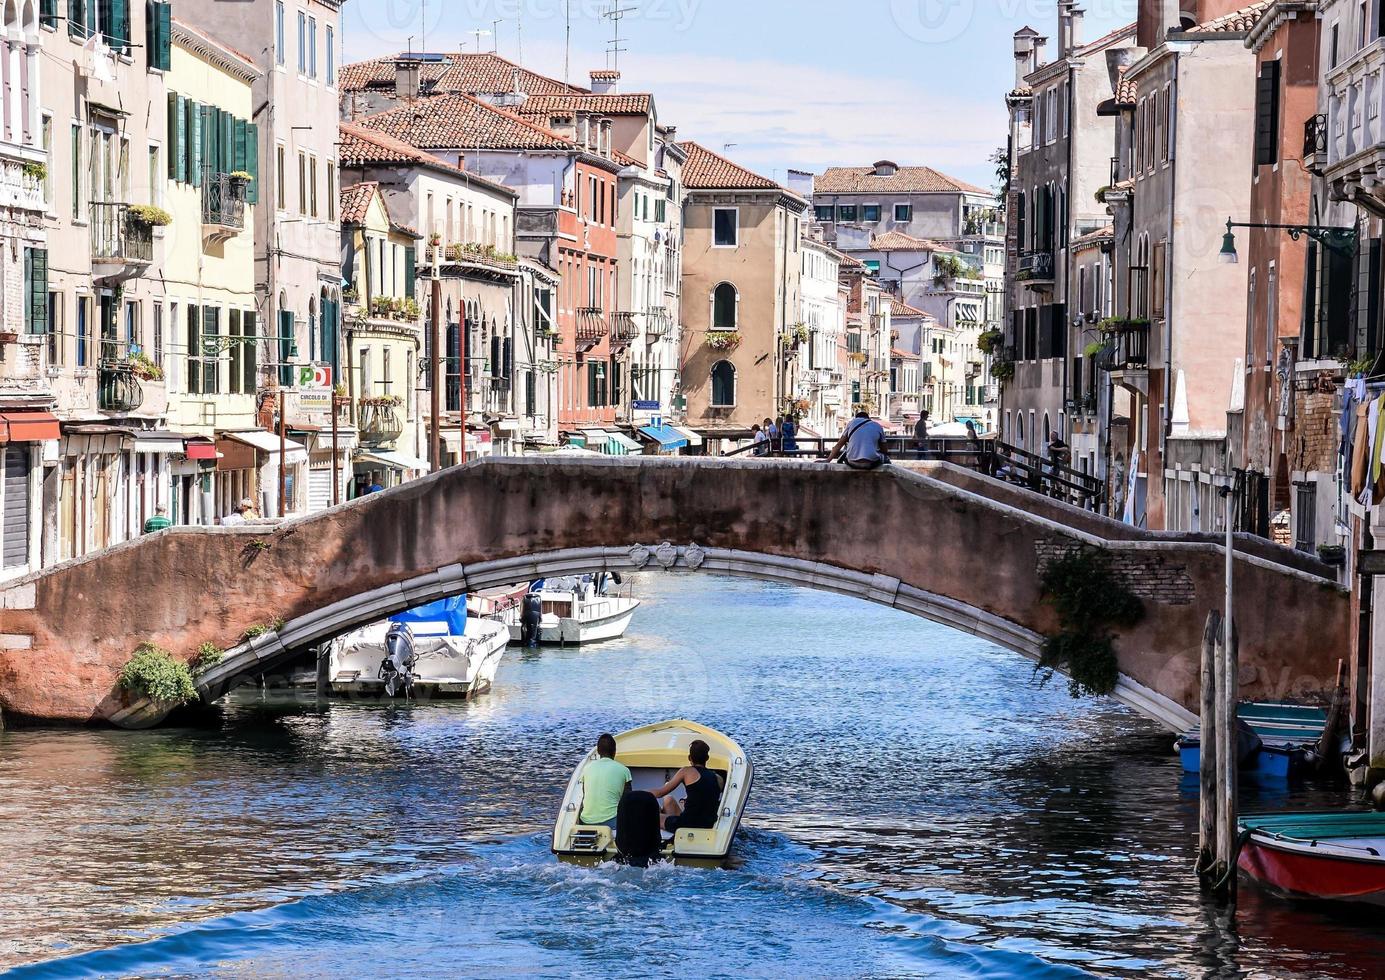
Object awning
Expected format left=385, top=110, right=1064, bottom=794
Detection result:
left=581, top=428, right=613, bottom=452
left=360, top=449, right=432, bottom=472
left=563, top=432, right=587, bottom=448
left=609, top=432, right=642, bottom=453
left=638, top=423, right=689, bottom=452
left=185, top=438, right=217, bottom=461
left=441, top=429, right=491, bottom=457
left=1, top=411, right=60, bottom=443
left=220, top=430, right=309, bottom=466
left=133, top=431, right=193, bottom=455
left=669, top=424, right=703, bottom=447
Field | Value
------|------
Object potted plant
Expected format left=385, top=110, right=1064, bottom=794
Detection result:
left=706, top=330, right=741, bottom=352
left=127, top=204, right=172, bottom=227
left=124, top=351, right=164, bottom=381
left=1318, top=544, right=1346, bottom=567
left=990, top=359, right=1015, bottom=382
left=21, top=161, right=45, bottom=183
left=976, top=327, right=1003, bottom=355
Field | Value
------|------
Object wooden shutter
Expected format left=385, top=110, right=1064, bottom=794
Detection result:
left=1356, top=238, right=1381, bottom=358
left=278, top=309, right=294, bottom=386
left=68, top=0, right=83, bottom=37
left=24, top=248, right=47, bottom=335
left=503, top=337, right=512, bottom=380
left=234, top=118, right=248, bottom=174
left=403, top=246, right=415, bottom=299
left=222, top=110, right=234, bottom=174
left=166, top=92, right=177, bottom=178
left=244, top=123, right=259, bottom=204
left=490, top=334, right=500, bottom=378
left=243, top=310, right=258, bottom=392
left=202, top=306, right=219, bottom=393
left=1302, top=240, right=1319, bottom=356
left=154, top=1, right=171, bottom=70
left=109, top=0, right=128, bottom=49
left=40, top=0, right=56, bottom=28
left=2, top=446, right=31, bottom=569
left=186, top=303, right=201, bottom=395
left=1254, top=61, right=1280, bottom=167
left=173, top=95, right=186, bottom=182
left=1326, top=244, right=1353, bottom=357
left=190, top=103, right=203, bottom=187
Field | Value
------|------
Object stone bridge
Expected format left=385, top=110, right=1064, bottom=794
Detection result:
left=0, top=458, right=1351, bottom=729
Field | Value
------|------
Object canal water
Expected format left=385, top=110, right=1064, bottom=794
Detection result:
left=1, top=574, right=1382, bottom=979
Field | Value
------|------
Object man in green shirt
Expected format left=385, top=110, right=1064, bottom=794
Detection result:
left=143, top=506, right=172, bottom=534
left=580, top=733, right=632, bottom=831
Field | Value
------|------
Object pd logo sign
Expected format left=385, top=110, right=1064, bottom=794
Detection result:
left=298, top=365, right=332, bottom=389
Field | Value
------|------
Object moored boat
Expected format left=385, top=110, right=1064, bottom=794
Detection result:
left=501, top=574, right=639, bottom=646
left=552, top=719, right=752, bottom=867
left=1239, top=810, right=1385, bottom=904
left=1175, top=701, right=1329, bottom=781
left=327, top=597, right=509, bottom=698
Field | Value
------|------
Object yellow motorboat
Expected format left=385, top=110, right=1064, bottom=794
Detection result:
left=552, top=719, right=753, bottom=867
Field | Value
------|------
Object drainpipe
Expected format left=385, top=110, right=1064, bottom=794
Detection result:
left=1162, top=53, right=1178, bottom=510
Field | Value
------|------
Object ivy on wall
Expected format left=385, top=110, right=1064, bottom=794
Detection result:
left=1035, top=547, right=1144, bottom=698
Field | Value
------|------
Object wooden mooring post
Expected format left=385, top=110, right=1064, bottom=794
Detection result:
left=1197, top=605, right=1240, bottom=902
left=1197, top=609, right=1221, bottom=881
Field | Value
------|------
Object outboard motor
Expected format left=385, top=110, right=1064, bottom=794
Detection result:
left=520, top=591, right=544, bottom=648
left=378, top=622, right=417, bottom=697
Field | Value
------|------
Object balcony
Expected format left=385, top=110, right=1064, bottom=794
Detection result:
left=90, top=203, right=154, bottom=284
left=575, top=308, right=607, bottom=352
left=1015, top=251, right=1054, bottom=286
left=97, top=364, right=144, bottom=414
left=610, top=311, right=640, bottom=349
left=1304, top=113, right=1328, bottom=174
left=358, top=398, right=405, bottom=448
left=1325, top=40, right=1385, bottom=204
left=0, top=157, right=45, bottom=213
left=202, top=170, right=247, bottom=243
left=645, top=306, right=673, bottom=340
left=1097, top=318, right=1151, bottom=395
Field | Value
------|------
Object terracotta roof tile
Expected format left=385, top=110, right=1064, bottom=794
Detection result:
left=1072, top=225, right=1114, bottom=249
left=339, top=52, right=585, bottom=97
left=516, top=92, right=653, bottom=116
left=890, top=297, right=932, bottom=318
left=338, top=122, right=519, bottom=198
left=357, top=93, right=577, bottom=153
left=1114, top=69, right=1137, bottom=106
left=815, top=165, right=988, bottom=196
left=870, top=231, right=949, bottom=252
left=676, top=140, right=783, bottom=191
left=1182, top=0, right=1272, bottom=34
left=339, top=181, right=378, bottom=225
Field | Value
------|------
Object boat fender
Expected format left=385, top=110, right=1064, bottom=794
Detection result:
left=1372, top=782, right=1385, bottom=812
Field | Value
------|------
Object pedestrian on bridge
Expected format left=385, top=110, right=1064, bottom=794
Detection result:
left=143, top=506, right=171, bottom=534
left=913, top=411, right=930, bottom=457
left=823, top=410, right=889, bottom=470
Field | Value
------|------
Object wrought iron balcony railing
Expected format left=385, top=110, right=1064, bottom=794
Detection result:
left=1015, top=251, right=1054, bottom=283
left=202, top=170, right=247, bottom=231
left=1304, top=113, right=1328, bottom=172
left=90, top=203, right=154, bottom=266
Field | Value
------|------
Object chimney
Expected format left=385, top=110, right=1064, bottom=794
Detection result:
left=1106, top=46, right=1137, bottom=91
left=1057, top=0, right=1072, bottom=58
left=590, top=69, right=620, bottom=95
left=600, top=119, right=613, bottom=158
left=1032, top=35, right=1047, bottom=72
left=1070, top=5, right=1085, bottom=51
left=1013, top=29, right=1038, bottom=87
left=395, top=56, right=422, bottom=102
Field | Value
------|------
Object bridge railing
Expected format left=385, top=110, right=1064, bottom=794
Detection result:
left=725, top=435, right=1105, bottom=510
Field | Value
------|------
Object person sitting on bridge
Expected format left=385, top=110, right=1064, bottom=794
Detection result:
left=651, top=738, right=723, bottom=833
left=751, top=424, right=767, bottom=456
left=823, top=410, right=890, bottom=470
left=221, top=498, right=257, bottom=526
left=143, top=506, right=171, bottom=534
left=579, top=733, right=632, bottom=834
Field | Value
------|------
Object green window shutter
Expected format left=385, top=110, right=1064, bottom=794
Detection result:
left=186, top=303, right=201, bottom=395
left=404, top=247, right=416, bottom=299
left=243, top=311, right=258, bottom=393
left=233, top=118, right=248, bottom=174
left=23, top=249, right=47, bottom=335
left=145, top=0, right=155, bottom=66
left=190, top=103, right=203, bottom=187
left=166, top=92, right=177, bottom=178
left=68, top=0, right=82, bottom=37
left=223, top=113, right=234, bottom=175
left=156, top=1, right=171, bottom=70
left=40, top=0, right=56, bottom=28
left=110, top=0, right=128, bottom=50
left=245, top=122, right=259, bottom=204
left=278, top=309, right=294, bottom=386
left=174, top=95, right=186, bottom=182
left=202, top=306, right=219, bottom=393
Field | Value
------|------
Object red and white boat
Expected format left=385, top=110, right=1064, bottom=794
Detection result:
left=1239, top=811, right=1385, bottom=904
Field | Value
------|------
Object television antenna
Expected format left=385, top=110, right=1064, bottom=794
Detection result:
left=468, top=28, right=492, bottom=53
left=602, top=0, right=636, bottom=72
left=491, top=19, right=504, bottom=53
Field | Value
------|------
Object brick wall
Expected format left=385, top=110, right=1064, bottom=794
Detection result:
left=1291, top=383, right=1339, bottom=476
left=1036, top=539, right=1196, bottom=606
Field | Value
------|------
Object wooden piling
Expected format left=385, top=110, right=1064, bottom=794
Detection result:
left=1216, top=619, right=1240, bottom=903
left=1198, top=609, right=1221, bottom=882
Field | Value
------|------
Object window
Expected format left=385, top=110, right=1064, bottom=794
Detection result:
left=863, top=204, right=881, bottom=222
left=277, top=144, right=286, bottom=209
left=326, top=25, right=335, bottom=85
left=48, top=291, right=62, bottom=365
left=308, top=15, right=318, bottom=79
left=148, top=146, right=160, bottom=207
left=710, top=360, right=735, bottom=407
left=275, top=1, right=285, bottom=66
left=70, top=123, right=82, bottom=221
left=147, top=1, right=172, bottom=69
left=327, top=163, right=335, bottom=221
left=712, top=283, right=737, bottom=330
left=309, top=155, right=318, bottom=217
left=76, top=295, right=89, bottom=367
left=23, top=248, right=47, bottom=335
left=298, top=151, right=306, bottom=214
left=814, top=204, right=832, bottom=221
left=153, top=302, right=163, bottom=367
left=1254, top=60, right=1281, bottom=167
left=297, top=9, right=306, bottom=73
left=40, top=117, right=52, bottom=208
left=894, top=203, right=912, bottom=222
left=713, top=207, right=738, bottom=247
left=837, top=204, right=857, bottom=222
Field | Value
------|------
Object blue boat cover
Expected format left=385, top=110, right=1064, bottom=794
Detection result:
left=638, top=424, right=688, bottom=452
left=389, top=596, right=468, bottom=636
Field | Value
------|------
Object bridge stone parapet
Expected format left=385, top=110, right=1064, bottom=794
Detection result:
left=0, top=457, right=1351, bottom=729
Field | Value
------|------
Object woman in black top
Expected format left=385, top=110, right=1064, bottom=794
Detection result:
left=651, top=739, right=723, bottom=832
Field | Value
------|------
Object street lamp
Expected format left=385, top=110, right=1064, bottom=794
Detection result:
left=1218, top=217, right=1357, bottom=265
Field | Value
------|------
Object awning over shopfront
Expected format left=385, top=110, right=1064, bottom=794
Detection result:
left=638, top=423, right=689, bottom=452
left=669, top=424, right=703, bottom=448
left=185, top=438, right=217, bottom=461
left=562, top=432, right=587, bottom=448
left=441, top=429, right=492, bottom=457
left=608, top=432, right=642, bottom=453
left=580, top=429, right=641, bottom=455
left=219, top=430, right=309, bottom=467
left=1, top=411, right=60, bottom=442
left=133, top=431, right=196, bottom=455
left=359, top=449, right=433, bottom=473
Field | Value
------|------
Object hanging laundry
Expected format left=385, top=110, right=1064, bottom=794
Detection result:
left=1352, top=400, right=1371, bottom=499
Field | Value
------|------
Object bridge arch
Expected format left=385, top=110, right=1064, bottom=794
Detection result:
left=0, top=457, right=1349, bottom=728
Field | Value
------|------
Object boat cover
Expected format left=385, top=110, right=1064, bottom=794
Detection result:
left=1242, top=811, right=1385, bottom=841
left=390, top=596, right=467, bottom=636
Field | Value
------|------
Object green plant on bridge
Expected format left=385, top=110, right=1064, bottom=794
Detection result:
left=119, top=643, right=197, bottom=705
left=243, top=617, right=286, bottom=642
left=1035, top=547, right=1144, bottom=698
left=191, top=642, right=224, bottom=675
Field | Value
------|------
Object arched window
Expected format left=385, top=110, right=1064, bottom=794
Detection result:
left=712, top=282, right=737, bottom=331
left=308, top=295, right=318, bottom=363
left=1016, top=411, right=1025, bottom=449
left=710, top=360, right=736, bottom=407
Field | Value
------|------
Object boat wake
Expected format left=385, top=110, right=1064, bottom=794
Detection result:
left=3, top=832, right=1095, bottom=980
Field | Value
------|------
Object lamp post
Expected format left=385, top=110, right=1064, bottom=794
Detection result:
left=1218, top=218, right=1357, bottom=264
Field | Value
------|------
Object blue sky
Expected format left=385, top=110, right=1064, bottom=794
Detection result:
left=342, top=0, right=1136, bottom=189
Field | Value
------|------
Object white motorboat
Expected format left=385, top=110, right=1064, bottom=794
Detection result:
left=500, top=574, right=640, bottom=646
left=327, top=597, right=509, bottom=698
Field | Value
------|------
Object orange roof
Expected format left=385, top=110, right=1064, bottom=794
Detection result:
left=870, top=231, right=949, bottom=252
left=676, top=141, right=785, bottom=193
left=337, top=122, right=518, bottom=198
left=339, top=181, right=378, bottom=225
left=517, top=93, right=653, bottom=116
left=890, top=297, right=932, bottom=318
left=1182, top=0, right=1271, bottom=34
left=816, top=165, right=988, bottom=196
left=357, top=93, right=577, bottom=153
left=890, top=347, right=919, bottom=359
left=339, top=52, right=585, bottom=98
